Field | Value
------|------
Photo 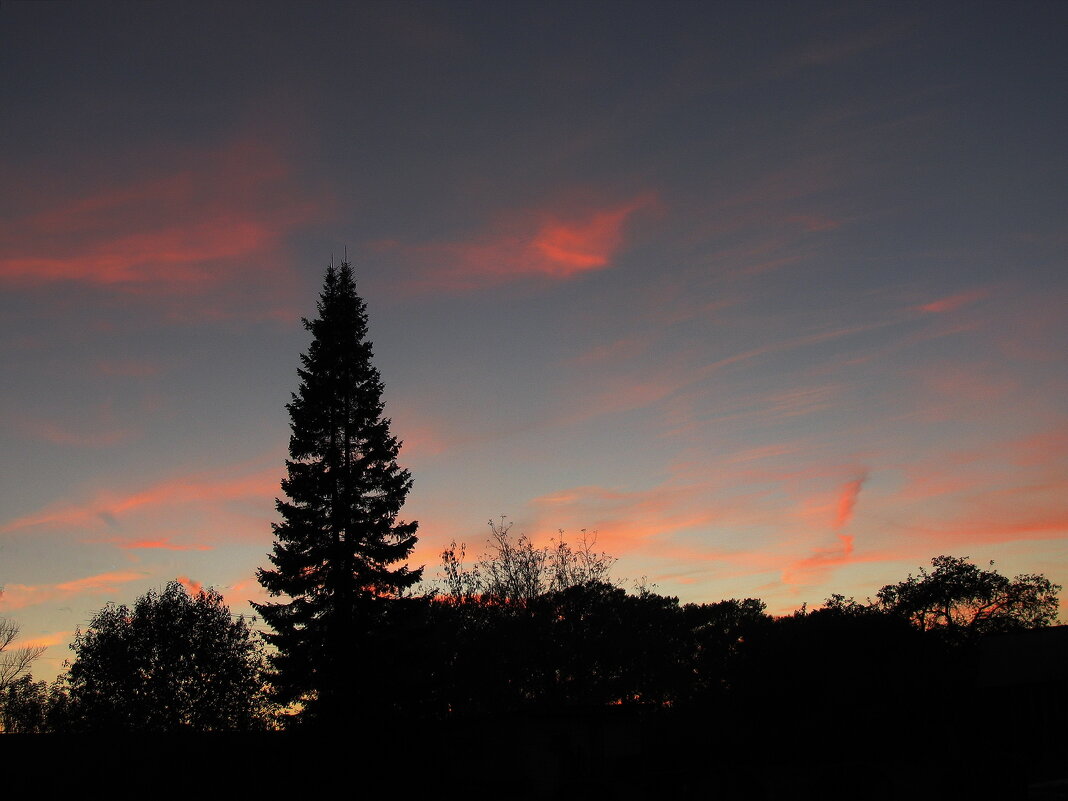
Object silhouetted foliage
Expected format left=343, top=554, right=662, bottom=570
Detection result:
left=67, top=581, right=268, bottom=732
left=876, top=554, right=1061, bottom=639
left=0, top=675, right=72, bottom=733
left=420, top=581, right=693, bottom=716
left=679, top=597, right=770, bottom=703
left=255, top=260, right=420, bottom=727
left=440, top=517, right=615, bottom=603
left=428, top=520, right=775, bottom=718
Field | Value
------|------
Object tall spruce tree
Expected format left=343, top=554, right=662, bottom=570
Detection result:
left=255, top=260, right=420, bottom=726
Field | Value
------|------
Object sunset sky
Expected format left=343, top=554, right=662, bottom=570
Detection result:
left=2, top=1, right=1066, bottom=681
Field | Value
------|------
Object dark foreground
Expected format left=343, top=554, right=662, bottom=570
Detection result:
left=3, top=699, right=1064, bottom=801
left=5, top=627, right=1066, bottom=800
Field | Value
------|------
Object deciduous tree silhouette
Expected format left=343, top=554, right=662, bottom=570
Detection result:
left=67, top=581, right=268, bottom=731
left=876, top=555, right=1060, bottom=638
left=255, top=260, right=420, bottom=727
left=440, top=517, right=614, bottom=603
left=0, top=610, right=44, bottom=692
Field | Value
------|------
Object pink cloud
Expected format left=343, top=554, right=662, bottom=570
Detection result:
left=833, top=472, right=869, bottom=530
left=1008, top=424, right=1068, bottom=467
left=530, top=200, right=650, bottom=272
left=0, top=570, right=146, bottom=611
left=376, top=192, right=659, bottom=291
left=176, top=576, right=204, bottom=595
left=221, top=577, right=270, bottom=613
left=919, top=363, right=1016, bottom=406
left=919, top=288, right=990, bottom=314
left=119, top=539, right=215, bottom=552
left=523, top=479, right=776, bottom=563
left=780, top=534, right=857, bottom=587
left=0, top=137, right=327, bottom=318
left=0, top=464, right=281, bottom=543
left=874, top=424, right=1068, bottom=559
left=901, top=489, right=1068, bottom=549
left=0, top=221, right=272, bottom=286
left=17, top=630, right=71, bottom=649
left=395, top=420, right=452, bottom=462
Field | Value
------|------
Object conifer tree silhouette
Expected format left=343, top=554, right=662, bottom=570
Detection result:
left=255, top=260, right=420, bottom=726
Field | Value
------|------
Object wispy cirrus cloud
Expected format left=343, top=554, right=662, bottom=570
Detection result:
left=834, top=471, right=869, bottom=530
left=0, top=570, right=146, bottom=611
left=0, top=463, right=281, bottom=548
left=375, top=192, right=659, bottom=292
left=118, top=539, right=215, bottom=552
left=0, top=137, right=328, bottom=319
left=919, top=287, right=990, bottom=314
left=779, top=534, right=858, bottom=588
left=775, top=471, right=871, bottom=588
left=18, top=630, right=71, bottom=649
left=9, top=416, right=136, bottom=448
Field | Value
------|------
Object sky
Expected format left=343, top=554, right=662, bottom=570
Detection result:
left=2, top=0, right=1066, bottom=681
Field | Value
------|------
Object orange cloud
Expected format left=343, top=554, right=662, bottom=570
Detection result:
left=780, top=534, right=857, bottom=587
left=176, top=576, right=204, bottom=595
left=0, top=464, right=281, bottom=541
left=119, top=539, right=214, bottom=552
left=0, top=137, right=325, bottom=317
left=377, top=192, right=658, bottom=291
left=919, top=288, right=989, bottom=314
left=902, top=494, right=1068, bottom=549
left=1008, top=424, right=1068, bottom=467
left=833, top=472, right=868, bottom=530
left=0, top=220, right=272, bottom=286
left=18, top=630, right=71, bottom=649
left=221, top=577, right=270, bottom=613
left=878, top=423, right=1068, bottom=559
left=392, top=416, right=453, bottom=462
left=931, top=370, right=1010, bottom=402
left=0, top=570, right=146, bottom=611
left=530, top=199, right=652, bottom=273
left=523, top=479, right=773, bottom=562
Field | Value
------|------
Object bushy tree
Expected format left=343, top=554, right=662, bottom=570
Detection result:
left=876, top=555, right=1060, bottom=637
left=440, top=517, right=615, bottom=604
left=680, top=597, right=770, bottom=702
left=67, top=581, right=268, bottom=731
left=255, top=260, right=421, bottom=726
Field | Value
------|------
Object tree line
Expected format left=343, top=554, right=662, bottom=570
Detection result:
left=2, top=541, right=1059, bottom=733
left=1, top=260, right=1061, bottom=735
